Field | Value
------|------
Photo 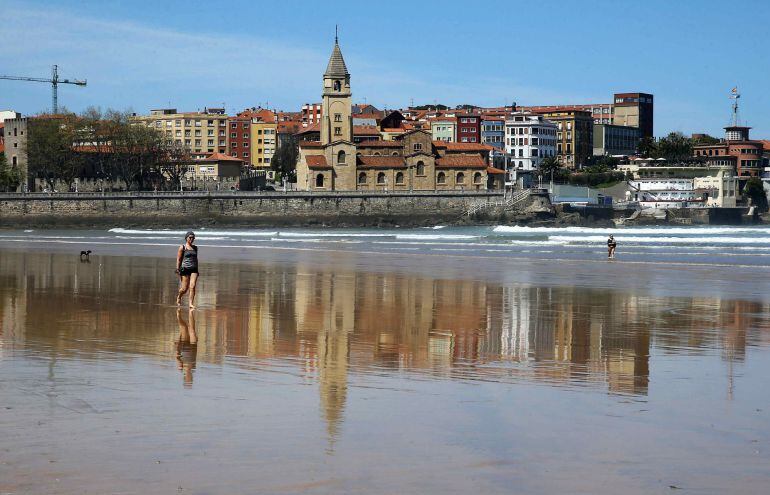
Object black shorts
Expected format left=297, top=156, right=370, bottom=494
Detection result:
left=179, top=267, right=198, bottom=276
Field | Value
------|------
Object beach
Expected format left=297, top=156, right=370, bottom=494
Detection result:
left=1, top=226, right=770, bottom=494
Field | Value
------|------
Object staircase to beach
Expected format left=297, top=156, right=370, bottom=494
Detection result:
left=465, top=188, right=537, bottom=217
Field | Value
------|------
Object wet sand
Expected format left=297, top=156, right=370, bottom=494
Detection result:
left=1, top=244, right=769, bottom=494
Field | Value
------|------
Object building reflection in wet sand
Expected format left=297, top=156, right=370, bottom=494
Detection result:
left=1, top=250, right=768, bottom=440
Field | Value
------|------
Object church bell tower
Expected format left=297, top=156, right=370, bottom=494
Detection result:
left=321, top=33, right=352, bottom=145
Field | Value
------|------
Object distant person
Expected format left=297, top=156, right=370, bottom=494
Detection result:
left=175, top=308, right=198, bottom=387
left=607, top=234, right=617, bottom=259
left=176, top=231, right=199, bottom=308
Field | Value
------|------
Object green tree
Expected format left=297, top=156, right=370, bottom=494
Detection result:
left=26, top=115, right=86, bottom=191
left=637, top=136, right=657, bottom=157
left=692, top=134, right=720, bottom=146
left=538, top=156, right=561, bottom=180
left=272, top=135, right=299, bottom=182
left=0, top=153, right=23, bottom=191
left=656, top=132, right=693, bottom=161
left=744, top=177, right=768, bottom=212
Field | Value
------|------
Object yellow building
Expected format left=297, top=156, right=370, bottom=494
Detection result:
left=132, top=108, right=228, bottom=155
left=251, top=121, right=278, bottom=168
left=535, top=109, right=593, bottom=169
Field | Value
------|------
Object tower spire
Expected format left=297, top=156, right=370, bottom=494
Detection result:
left=335, top=25, right=338, bottom=44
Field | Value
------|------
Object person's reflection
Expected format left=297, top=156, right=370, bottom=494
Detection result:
left=175, top=308, right=198, bottom=387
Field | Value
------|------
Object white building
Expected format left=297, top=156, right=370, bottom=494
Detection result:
left=504, top=112, right=557, bottom=172
left=627, top=179, right=701, bottom=209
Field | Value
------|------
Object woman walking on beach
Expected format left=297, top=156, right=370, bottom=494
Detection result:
left=607, top=234, right=617, bottom=259
left=176, top=231, right=199, bottom=308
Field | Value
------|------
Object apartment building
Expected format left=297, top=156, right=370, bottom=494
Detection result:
left=227, top=116, right=251, bottom=163
left=132, top=108, right=228, bottom=155
left=251, top=121, right=278, bottom=167
left=457, top=114, right=481, bottom=143
left=534, top=109, right=593, bottom=169
left=481, top=117, right=505, bottom=150
left=504, top=112, right=558, bottom=171
left=430, top=117, right=457, bottom=142
left=593, top=124, right=641, bottom=156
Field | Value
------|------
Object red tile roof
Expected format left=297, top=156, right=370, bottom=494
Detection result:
left=306, top=155, right=331, bottom=169
left=486, top=166, right=506, bottom=174
left=435, top=155, right=486, bottom=169
left=205, top=152, right=243, bottom=162
left=356, top=139, right=402, bottom=148
left=299, top=140, right=323, bottom=148
left=357, top=155, right=406, bottom=168
left=432, top=141, right=495, bottom=152
left=353, top=125, right=381, bottom=136
left=296, top=123, right=320, bottom=135
left=759, top=140, right=770, bottom=151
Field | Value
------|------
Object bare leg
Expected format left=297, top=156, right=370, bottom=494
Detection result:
left=188, top=308, right=197, bottom=344
left=177, top=275, right=190, bottom=305
left=188, top=273, right=199, bottom=309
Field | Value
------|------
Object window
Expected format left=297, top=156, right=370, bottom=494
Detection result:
left=232, top=152, right=237, bottom=157
left=244, top=142, right=249, bottom=148
left=334, top=127, right=342, bottom=136
left=232, top=123, right=237, bottom=129
left=377, top=172, right=386, bottom=184
left=232, top=143, right=238, bottom=148
left=208, top=129, right=214, bottom=136
left=334, top=80, right=341, bottom=91
left=358, top=172, right=367, bottom=184
left=337, top=150, right=346, bottom=164
left=456, top=172, right=465, bottom=184
left=231, top=133, right=237, bottom=138
left=474, top=172, right=482, bottom=184
left=243, top=133, right=248, bottom=139
left=316, top=174, right=324, bottom=188
left=334, top=113, right=342, bottom=122
left=437, top=172, right=446, bottom=184
left=413, top=143, right=423, bottom=152
left=395, top=172, right=404, bottom=184
left=195, top=130, right=201, bottom=137
left=208, top=139, right=214, bottom=146
left=416, top=161, right=425, bottom=176
left=195, top=139, right=201, bottom=146
left=243, top=152, right=249, bottom=158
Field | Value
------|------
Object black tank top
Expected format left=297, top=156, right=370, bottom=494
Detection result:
left=181, top=245, right=198, bottom=270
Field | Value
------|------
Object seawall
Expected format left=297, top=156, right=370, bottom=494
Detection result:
left=0, top=191, right=506, bottom=228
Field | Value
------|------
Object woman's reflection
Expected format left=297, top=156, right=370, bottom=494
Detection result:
left=175, top=308, right=198, bottom=387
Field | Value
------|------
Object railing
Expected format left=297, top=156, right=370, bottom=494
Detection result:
left=0, top=189, right=505, bottom=200
left=466, top=188, right=533, bottom=216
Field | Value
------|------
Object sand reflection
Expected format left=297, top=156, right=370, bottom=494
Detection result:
left=2, top=250, right=769, bottom=434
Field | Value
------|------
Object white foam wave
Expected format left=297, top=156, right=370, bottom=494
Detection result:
left=395, top=234, right=479, bottom=240
left=550, top=235, right=770, bottom=245
left=494, top=225, right=770, bottom=236
left=277, top=232, right=392, bottom=238
left=109, top=228, right=278, bottom=236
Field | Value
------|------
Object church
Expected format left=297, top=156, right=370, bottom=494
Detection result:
left=295, top=38, right=503, bottom=192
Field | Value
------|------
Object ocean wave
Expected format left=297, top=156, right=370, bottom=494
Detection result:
left=493, top=225, right=770, bottom=236
left=109, top=228, right=278, bottom=236
left=550, top=235, right=770, bottom=244
left=395, top=234, right=479, bottom=240
left=277, top=232, right=392, bottom=238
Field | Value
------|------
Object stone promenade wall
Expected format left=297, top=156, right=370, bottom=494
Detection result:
left=0, top=192, right=504, bottom=228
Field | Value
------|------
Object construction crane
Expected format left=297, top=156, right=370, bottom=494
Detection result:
left=0, top=65, right=87, bottom=114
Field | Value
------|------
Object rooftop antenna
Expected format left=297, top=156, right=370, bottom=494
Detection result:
left=729, top=86, right=740, bottom=126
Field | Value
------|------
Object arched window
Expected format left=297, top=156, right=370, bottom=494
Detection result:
left=373, top=152, right=381, bottom=156
left=333, top=80, right=341, bottom=91
left=315, top=174, right=324, bottom=188
left=337, top=150, right=346, bottom=164
left=437, top=172, right=446, bottom=184
left=395, top=172, right=404, bottom=184
left=456, top=172, right=465, bottom=184
left=358, top=172, right=367, bottom=184
left=474, top=172, right=482, bottom=184
left=377, top=172, right=386, bottom=184
left=391, top=152, right=398, bottom=156
left=416, top=161, right=425, bottom=176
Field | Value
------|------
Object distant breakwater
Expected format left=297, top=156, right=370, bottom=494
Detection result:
left=0, top=191, right=518, bottom=228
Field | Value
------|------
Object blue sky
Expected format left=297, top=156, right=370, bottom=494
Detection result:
left=1, top=0, right=768, bottom=138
